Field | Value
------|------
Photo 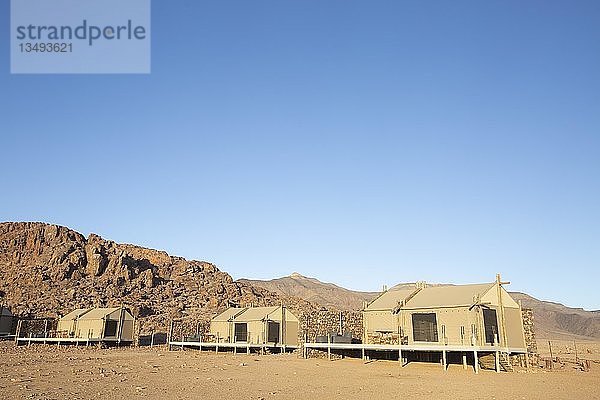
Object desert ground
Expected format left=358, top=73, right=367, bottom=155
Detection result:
left=0, top=342, right=598, bottom=400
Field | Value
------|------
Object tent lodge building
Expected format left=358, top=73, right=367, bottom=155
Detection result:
left=16, top=307, right=135, bottom=346
left=209, top=306, right=299, bottom=348
left=363, top=280, right=527, bottom=351
left=303, top=275, right=528, bottom=372
left=56, top=307, right=135, bottom=342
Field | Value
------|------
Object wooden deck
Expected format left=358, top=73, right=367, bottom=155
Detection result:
left=168, top=340, right=298, bottom=353
left=303, top=342, right=527, bottom=373
left=15, top=337, right=133, bottom=346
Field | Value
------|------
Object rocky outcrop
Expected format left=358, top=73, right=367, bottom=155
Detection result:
left=0, top=222, right=289, bottom=333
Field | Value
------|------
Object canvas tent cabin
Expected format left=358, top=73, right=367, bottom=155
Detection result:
left=0, top=306, right=15, bottom=337
left=57, top=308, right=92, bottom=337
left=210, top=307, right=248, bottom=342
left=209, top=306, right=299, bottom=346
left=363, top=277, right=526, bottom=351
left=57, top=307, right=134, bottom=342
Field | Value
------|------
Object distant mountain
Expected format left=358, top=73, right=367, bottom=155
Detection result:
left=240, top=274, right=600, bottom=340
left=510, top=292, right=600, bottom=340
left=239, top=273, right=379, bottom=311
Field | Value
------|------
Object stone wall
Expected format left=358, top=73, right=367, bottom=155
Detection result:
left=522, top=307, right=537, bottom=354
left=297, top=309, right=363, bottom=343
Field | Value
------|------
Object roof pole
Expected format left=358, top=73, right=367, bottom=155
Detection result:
left=118, top=305, right=125, bottom=345
left=282, top=305, right=287, bottom=351
left=496, top=274, right=509, bottom=347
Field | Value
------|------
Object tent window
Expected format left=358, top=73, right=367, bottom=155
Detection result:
left=483, top=309, right=499, bottom=344
left=234, top=323, right=248, bottom=342
left=267, top=321, right=280, bottom=343
left=412, top=313, right=438, bottom=342
left=104, top=320, right=118, bottom=337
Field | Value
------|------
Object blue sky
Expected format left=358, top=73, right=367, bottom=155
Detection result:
left=1, top=1, right=599, bottom=310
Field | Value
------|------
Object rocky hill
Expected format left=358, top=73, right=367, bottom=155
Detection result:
left=0, top=222, right=312, bottom=333
left=243, top=274, right=600, bottom=340
left=510, top=292, right=600, bottom=340
left=239, top=273, right=379, bottom=311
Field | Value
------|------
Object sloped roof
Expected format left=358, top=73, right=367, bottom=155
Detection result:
left=212, top=307, right=248, bottom=322
left=404, top=283, right=495, bottom=309
left=235, top=306, right=280, bottom=321
left=366, top=288, right=417, bottom=311
left=78, top=308, right=123, bottom=320
left=60, top=308, right=92, bottom=321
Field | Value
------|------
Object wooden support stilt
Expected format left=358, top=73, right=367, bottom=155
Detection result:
left=495, top=350, right=500, bottom=373
left=442, top=350, right=447, bottom=371
left=399, top=348, right=403, bottom=367
left=327, top=334, right=331, bottom=361
left=463, top=353, right=467, bottom=370
left=474, top=350, right=479, bottom=374
left=14, top=320, right=22, bottom=345
left=303, top=333, right=307, bottom=359
left=362, top=347, right=365, bottom=361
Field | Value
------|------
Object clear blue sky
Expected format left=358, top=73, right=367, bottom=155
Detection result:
left=1, top=1, right=599, bottom=310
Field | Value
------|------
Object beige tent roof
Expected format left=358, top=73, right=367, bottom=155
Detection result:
left=366, top=288, right=418, bottom=311
left=404, top=283, right=495, bottom=309
left=236, top=306, right=280, bottom=321
left=78, top=308, right=124, bottom=320
left=212, top=308, right=248, bottom=322
left=60, top=308, right=92, bottom=321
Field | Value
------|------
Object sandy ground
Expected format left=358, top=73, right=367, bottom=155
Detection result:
left=1, top=342, right=599, bottom=400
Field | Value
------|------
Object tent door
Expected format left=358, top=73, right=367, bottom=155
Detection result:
left=234, top=323, right=248, bottom=342
left=267, top=321, right=280, bottom=343
left=483, top=309, right=499, bottom=344
left=104, top=320, right=118, bottom=337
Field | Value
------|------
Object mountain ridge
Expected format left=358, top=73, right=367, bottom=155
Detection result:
left=239, top=273, right=379, bottom=311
